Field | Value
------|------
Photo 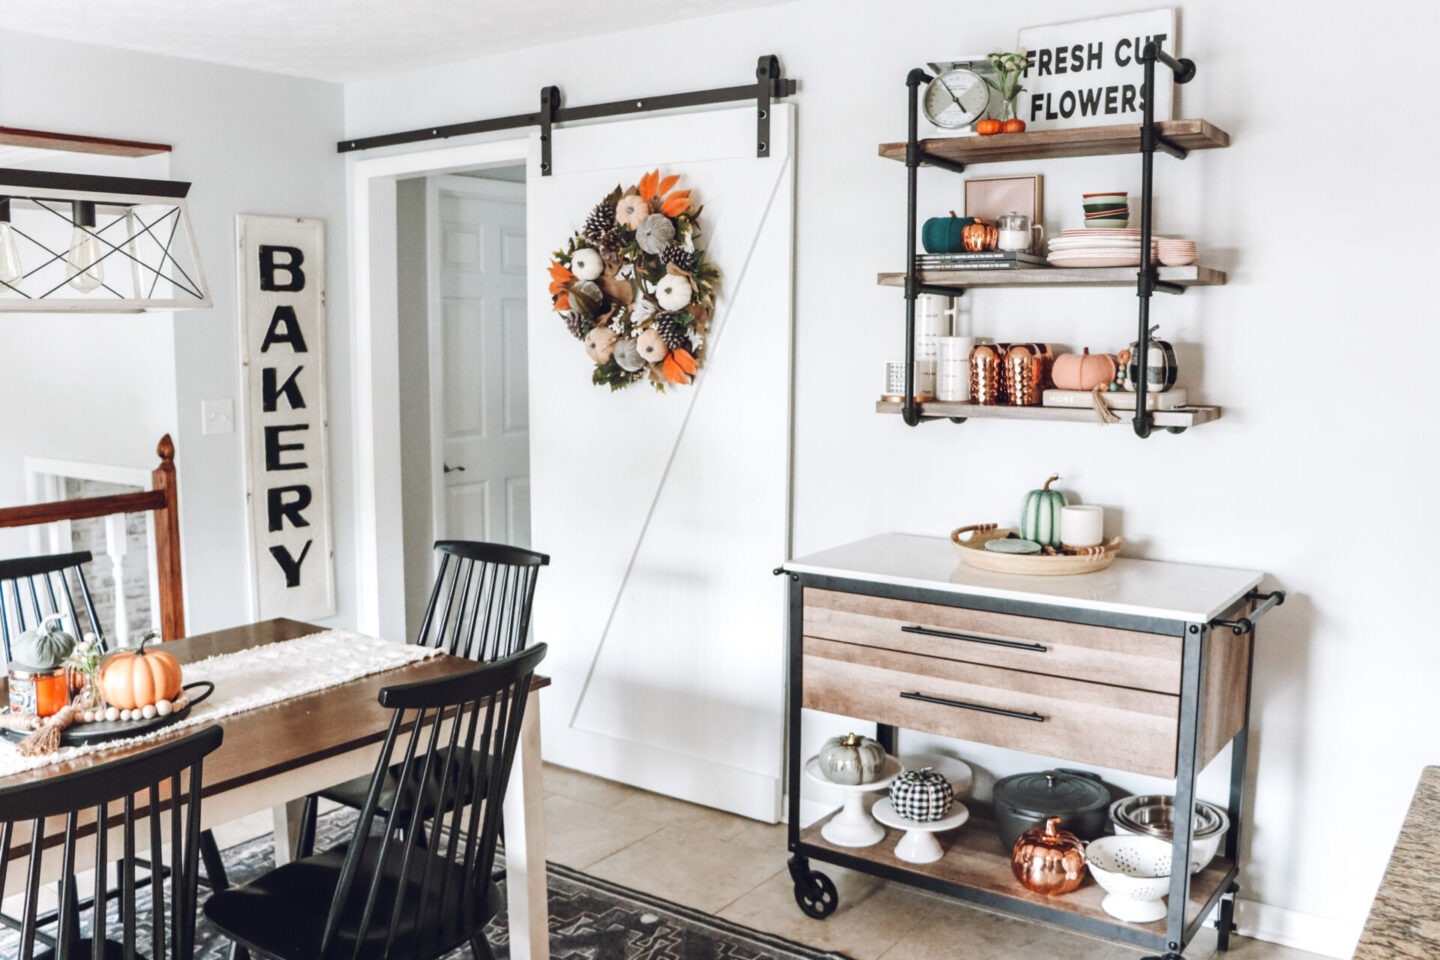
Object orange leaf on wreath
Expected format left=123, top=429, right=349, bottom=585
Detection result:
left=662, top=353, right=688, bottom=384
left=548, top=278, right=568, bottom=296
left=639, top=169, right=660, bottom=202
left=548, top=261, right=574, bottom=283
left=555, top=293, right=570, bottom=311
left=671, top=348, right=697, bottom=376
left=661, top=191, right=693, bottom=217
left=658, top=174, right=681, bottom=196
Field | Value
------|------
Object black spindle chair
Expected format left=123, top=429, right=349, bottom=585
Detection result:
left=0, top=724, right=223, bottom=960
left=294, top=540, right=547, bottom=857
left=204, top=644, right=547, bottom=960
left=0, top=551, right=103, bottom=664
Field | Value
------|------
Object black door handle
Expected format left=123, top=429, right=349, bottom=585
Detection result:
left=901, top=624, right=1046, bottom=653
left=443, top=464, right=466, bottom=473
left=900, top=690, right=1045, bottom=723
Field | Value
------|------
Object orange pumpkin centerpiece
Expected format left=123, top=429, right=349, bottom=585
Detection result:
left=99, top=631, right=183, bottom=710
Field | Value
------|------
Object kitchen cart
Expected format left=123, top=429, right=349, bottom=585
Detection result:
left=776, top=534, right=1283, bottom=959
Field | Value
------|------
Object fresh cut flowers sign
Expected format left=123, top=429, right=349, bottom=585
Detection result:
left=1017, top=8, right=1177, bottom=131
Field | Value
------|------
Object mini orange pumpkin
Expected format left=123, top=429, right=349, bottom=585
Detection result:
left=99, top=631, right=183, bottom=710
left=1051, top=348, right=1117, bottom=391
left=976, top=119, right=1003, bottom=136
left=961, top=220, right=999, bottom=252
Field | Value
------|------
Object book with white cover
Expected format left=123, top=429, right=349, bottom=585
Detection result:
left=1043, top=388, right=1189, bottom=410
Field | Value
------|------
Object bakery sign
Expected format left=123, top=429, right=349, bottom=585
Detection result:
left=1017, top=8, right=1177, bottom=131
left=237, top=215, right=335, bottom=620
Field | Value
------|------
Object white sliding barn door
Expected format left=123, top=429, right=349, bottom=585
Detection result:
left=528, top=105, right=794, bottom=821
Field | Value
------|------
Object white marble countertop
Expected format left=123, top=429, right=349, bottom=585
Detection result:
left=783, top=533, right=1263, bottom=624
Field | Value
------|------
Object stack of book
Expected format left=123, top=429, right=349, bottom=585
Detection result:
left=915, top=251, right=1049, bottom=271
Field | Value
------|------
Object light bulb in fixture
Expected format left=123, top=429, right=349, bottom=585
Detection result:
left=0, top=198, right=21, bottom=285
left=66, top=201, right=104, bottom=293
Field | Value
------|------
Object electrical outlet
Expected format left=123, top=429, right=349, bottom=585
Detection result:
left=202, top=398, right=234, bottom=435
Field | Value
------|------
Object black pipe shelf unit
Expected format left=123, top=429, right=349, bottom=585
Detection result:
left=883, top=45, right=1230, bottom=437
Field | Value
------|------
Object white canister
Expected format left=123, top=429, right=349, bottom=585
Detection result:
left=936, top=336, right=974, bottom=402
left=1059, top=505, right=1105, bottom=548
left=913, top=295, right=952, bottom=398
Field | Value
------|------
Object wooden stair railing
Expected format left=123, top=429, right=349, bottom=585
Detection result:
left=0, top=435, right=185, bottom=640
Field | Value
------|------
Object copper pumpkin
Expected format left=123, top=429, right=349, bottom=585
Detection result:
left=961, top=220, right=999, bottom=252
left=1011, top=817, right=1087, bottom=896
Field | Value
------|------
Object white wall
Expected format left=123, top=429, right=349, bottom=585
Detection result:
left=0, top=30, right=351, bottom=635
left=343, top=0, right=1434, bottom=951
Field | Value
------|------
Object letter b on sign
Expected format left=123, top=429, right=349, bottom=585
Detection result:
left=259, top=245, right=306, bottom=292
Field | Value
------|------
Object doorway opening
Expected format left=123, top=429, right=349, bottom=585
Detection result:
left=396, top=163, right=529, bottom=636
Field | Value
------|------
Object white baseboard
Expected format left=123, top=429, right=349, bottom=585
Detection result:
left=1234, top=898, right=1361, bottom=958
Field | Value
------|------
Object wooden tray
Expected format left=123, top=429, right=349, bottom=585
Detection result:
left=951, top=524, right=1122, bottom=576
left=2, top=681, right=213, bottom=747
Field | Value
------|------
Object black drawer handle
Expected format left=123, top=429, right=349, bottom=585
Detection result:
left=900, top=690, right=1046, bottom=723
left=901, top=624, right=1047, bottom=653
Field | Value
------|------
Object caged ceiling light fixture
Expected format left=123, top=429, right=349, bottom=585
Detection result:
left=0, top=126, right=209, bottom=312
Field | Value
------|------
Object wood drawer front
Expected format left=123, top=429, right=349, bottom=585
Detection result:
left=803, top=637, right=1179, bottom=778
left=803, top=589, right=1180, bottom=694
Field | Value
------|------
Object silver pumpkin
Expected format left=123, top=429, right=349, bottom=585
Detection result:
left=817, top=732, right=886, bottom=785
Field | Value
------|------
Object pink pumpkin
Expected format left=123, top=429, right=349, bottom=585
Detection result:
left=1051, top=348, right=1117, bottom=391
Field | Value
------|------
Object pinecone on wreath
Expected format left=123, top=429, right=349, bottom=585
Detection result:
left=660, top=243, right=696, bottom=274
left=563, top=312, right=592, bottom=341
left=654, top=312, right=691, bottom=352
left=583, top=201, right=616, bottom=241
left=595, top=227, right=625, bottom=257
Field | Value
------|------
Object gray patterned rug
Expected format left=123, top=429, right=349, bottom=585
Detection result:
left=3, top=810, right=854, bottom=960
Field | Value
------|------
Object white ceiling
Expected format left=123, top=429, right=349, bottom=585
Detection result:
left=0, top=0, right=796, bottom=84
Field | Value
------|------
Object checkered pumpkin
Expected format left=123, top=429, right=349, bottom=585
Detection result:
left=889, top=766, right=953, bottom=822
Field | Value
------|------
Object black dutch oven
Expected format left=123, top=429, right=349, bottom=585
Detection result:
left=992, top=769, right=1111, bottom=851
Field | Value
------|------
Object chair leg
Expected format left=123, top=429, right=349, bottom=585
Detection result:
left=199, top=829, right=230, bottom=891
left=227, top=941, right=253, bottom=960
left=296, top=794, right=319, bottom=859
left=469, top=934, right=497, bottom=960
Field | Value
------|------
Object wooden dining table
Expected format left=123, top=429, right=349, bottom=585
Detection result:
left=0, top=617, right=553, bottom=960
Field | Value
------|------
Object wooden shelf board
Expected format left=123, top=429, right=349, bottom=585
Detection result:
left=0, top=127, right=171, bottom=158
left=878, top=119, right=1230, bottom=166
left=802, top=811, right=1233, bottom=938
left=876, top=400, right=1221, bottom=429
left=878, top=265, right=1226, bottom=289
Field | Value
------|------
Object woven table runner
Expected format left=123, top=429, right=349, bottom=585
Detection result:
left=0, top=630, right=441, bottom=779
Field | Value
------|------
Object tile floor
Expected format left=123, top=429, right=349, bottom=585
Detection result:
left=203, top=765, right=1332, bottom=960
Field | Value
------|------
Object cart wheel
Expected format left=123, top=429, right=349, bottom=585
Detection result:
left=792, top=868, right=838, bottom=919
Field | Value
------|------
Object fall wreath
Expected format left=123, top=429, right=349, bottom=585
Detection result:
left=549, top=169, right=719, bottom=392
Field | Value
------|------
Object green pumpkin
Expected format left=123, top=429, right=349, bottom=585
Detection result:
left=13, top=614, right=76, bottom=669
left=1020, top=474, right=1067, bottom=548
left=921, top=211, right=975, bottom=253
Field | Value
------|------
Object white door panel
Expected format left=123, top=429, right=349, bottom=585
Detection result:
left=429, top=176, right=530, bottom=549
left=528, top=106, right=794, bottom=821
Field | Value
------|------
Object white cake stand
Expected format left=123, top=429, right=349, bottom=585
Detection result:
left=872, top=796, right=971, bottom=864
left=804, top=755, right=903, bottom=848
left=897, top=753, right=975, bottom=798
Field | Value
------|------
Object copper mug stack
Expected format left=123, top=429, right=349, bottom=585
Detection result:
left=1003, top=343, right=1055, bottom=406
left=969, top=342, right=1008, bottom=405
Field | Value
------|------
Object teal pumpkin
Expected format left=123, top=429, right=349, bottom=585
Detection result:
left=921, top=211, right=975, bottom=253
left=13, top=614, right=76, bottom=669
left=1020, top=474, right=1067, bottom=548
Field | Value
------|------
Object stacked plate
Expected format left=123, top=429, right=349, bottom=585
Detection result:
left=1157, top=237, right=1197, bottom=266
left=1047, top=228, right=1156, bottom=268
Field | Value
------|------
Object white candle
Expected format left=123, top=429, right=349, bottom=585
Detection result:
left=1060, top=505, right=1105, bottom=548
left=998, top=229, right=1031, bottom=252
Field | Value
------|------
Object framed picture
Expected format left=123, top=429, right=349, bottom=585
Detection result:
left=964, top=174, right=1044, bottom=227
